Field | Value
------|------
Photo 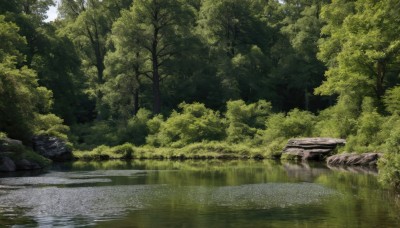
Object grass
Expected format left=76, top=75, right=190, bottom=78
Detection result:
left=72, top=141, right=285, bottom=161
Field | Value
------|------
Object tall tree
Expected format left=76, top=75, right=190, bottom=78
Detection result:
left=110, top=0, right=196, bottom=114
left=316, top=0, right=400, bottom=106
left=0, top=16, right=53, bottom=141
left=271, top=0, right=329, bottom=111
left=59, top=0, right=131, bottom=117
left=198, top=0, right=273, bottom=103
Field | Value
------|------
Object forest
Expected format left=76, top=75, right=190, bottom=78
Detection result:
left=0, top=0, right=400, bottom=187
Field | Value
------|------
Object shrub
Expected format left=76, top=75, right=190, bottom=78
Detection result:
left=263, top=108, right=317, bottom=142
left=71, top=121, right=119, bottom=149
left=73, top=143, right=135, bottom=160
left=146, top=102, right=226, bottom=147
left=378, top=153, right=400, bottom=189
left=0, top=132, right=7, bottom=139
left=225, top=100, right=272, bottom=142
left=383, top=86, right=400, bottom=114
left=314, top=95, right=359, bottom=138
left=382, top=114, right=400, bottom=154
left=117, top=109, right=151, bottom=146
left=344, top=97, right=384, bottom=153
left=34, top=113, right=70, bottom=140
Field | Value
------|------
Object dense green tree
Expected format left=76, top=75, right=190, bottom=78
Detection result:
left=316, top=0, right=400, bottom=105
left=0, top=16, right=53, bottom=141
left=272, top=0, right=329, bottom=111
left=31, top=23, right=94, bottom=123
left=110, top=0, right=196, bottom=114
left=198, top=0, right=273, bottom=103
left=59, top=0, right=132, bottom=117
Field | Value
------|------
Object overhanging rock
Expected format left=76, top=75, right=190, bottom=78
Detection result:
left=282, top=137, right=346, bottom=161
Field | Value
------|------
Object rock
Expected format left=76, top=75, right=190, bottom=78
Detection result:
left=15, top=159, right=41, bottom=170
left=0, top=157, right=16, bottom=172
left=32, top=135, right=72, bottom=161
left=282, top=137, right=346, bottom=161
left=327, top=152, right=382, bottom=166
left=0, top=138, right=23, bottom=153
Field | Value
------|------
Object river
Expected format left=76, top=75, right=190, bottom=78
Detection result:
left=0, top=160, right=399, bottom=227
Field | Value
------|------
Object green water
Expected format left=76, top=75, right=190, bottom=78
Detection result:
left=0, top=160, right=399, bottom=227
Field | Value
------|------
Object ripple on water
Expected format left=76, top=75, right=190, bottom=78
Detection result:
left=0, top=171, right=338, bottom=227
left=0, top=177, right=112, bottom=186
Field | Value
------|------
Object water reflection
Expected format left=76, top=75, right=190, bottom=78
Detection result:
left=0, top=159, right=399, bottom=227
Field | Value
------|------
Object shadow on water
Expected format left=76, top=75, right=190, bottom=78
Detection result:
left=0, top=159, right=399, bottom=227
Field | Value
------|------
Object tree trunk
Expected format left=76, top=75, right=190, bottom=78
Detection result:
left=152, top=28, right=161, bottom=114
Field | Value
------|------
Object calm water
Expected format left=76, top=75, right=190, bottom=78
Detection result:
left=0, top=160, right=399, bottom=227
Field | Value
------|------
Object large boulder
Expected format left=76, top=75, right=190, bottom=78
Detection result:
left=32, top=135, right=72, bottom=161
left=0, top=138, right=23, bottom=153
left=327, top=152, right=382, bottom=167
left=0, top=157, right=16, bottom=172
left=282, top=137, right=346, bottom=161
left=15, top=159, right=42, bottom=170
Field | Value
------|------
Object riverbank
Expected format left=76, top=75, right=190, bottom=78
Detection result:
left=72, top=142, right=282, bottom=161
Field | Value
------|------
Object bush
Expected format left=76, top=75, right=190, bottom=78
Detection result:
left=73, top=143, right=135, bottom=160
left=117, top=109, right=151, bottom=146
left=344, top=98, right=384, bottom=153
left=383, top=86, right=400, bottom=114
left=263, top=108, right=317, bottom=142
left=0, top=132, right=7, bottom=139
left=70, top=121, right=119, bottom=149
left=34, top=113, right=70, bottom=140
left=314, top=95, right=359, bottom=138
left=382, top=114, right=400, bottom=154
left=225, top=100, right=272, bottom=142
left=146, top=102, right=226, bottom=147
left=378, top=153, right=400, bottom=189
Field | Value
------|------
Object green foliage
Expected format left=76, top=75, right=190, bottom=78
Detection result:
left=263, top=109, right=317, bottom=142
left=381, top=114, right=400, bottom=154
left=0, top=132, right=7, bottom=139
left=0, top=17, right=55, bottom=142
left=71, top=109, right=152, bottom=149
left=314, top=95, right=360, bottom=138
left=344, top=98, right=384, bottom=153
left=226, top=100, right=272, bottom=143
left=74, top=143, right=135, bottom=160
left=33, top=114, right=70, bottom=140
left=117, top=109, right=152, bottom=146
left=21, top=150, right=52, bottom=168
left=378, top=153, right=400, bottom=189
left=71, top=121, right=119, bottom=149
left=317, top=0, right=400, bottom=100
left=147, top=103, right=226, bottom=147
left=74, top=141, right=274, bottom=161
left=383, top=86, right=400, bottom=115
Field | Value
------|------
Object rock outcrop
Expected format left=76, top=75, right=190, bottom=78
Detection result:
left=0, top=138, right=23, bottom=152
left=0, top=157, right=16, bottom=172
left=327, top=152, right=382, bottom=167
left=32, top=135, right=72, bottom=161
left=15, top=159, right=41, bottom=170
left=282, top=137, right=346, bottom=161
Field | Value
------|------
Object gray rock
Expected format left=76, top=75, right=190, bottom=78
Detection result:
left=32, top=135, right=72, bottom=161
left=282, top=137, right=346, bottom=161
left=0, top=157, right=16, bottom=172
left=327, top=152, right=382, bottom=166
left=0, top=138, right=23, bottom=153
left=15, top=159, right=41, bottom=170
